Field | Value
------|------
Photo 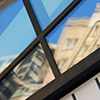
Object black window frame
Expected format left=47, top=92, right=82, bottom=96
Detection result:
left=0, top=0, right=100, bottom=100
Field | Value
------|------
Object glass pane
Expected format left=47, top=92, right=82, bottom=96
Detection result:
left=0, top=44, right=54, bottom=100
left=46, top=0, right=100, bottom=73
left=0, top=0, right=36, bottom=73
left=29, top=0, right=73, bottom=30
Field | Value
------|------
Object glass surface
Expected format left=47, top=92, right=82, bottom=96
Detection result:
left=0, top=0, right=36, bottom=73
left=0, top=44, right=54, bottom=100
left=46, top=0, right=100, bottom=73
left=29, top=0, right=73, bottom=30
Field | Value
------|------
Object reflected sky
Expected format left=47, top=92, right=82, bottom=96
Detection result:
left=47, top=0, right=100, bottom=44
left=0, top=0, right=36, bottom=57
left=29, top=0, right=73, bottom=30
left=41, top=0, right=73, bottom=18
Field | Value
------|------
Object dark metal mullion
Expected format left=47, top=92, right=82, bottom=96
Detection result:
left=23, top=0, right=42, bottom=35
left=40, top=37, right=61, bottom=78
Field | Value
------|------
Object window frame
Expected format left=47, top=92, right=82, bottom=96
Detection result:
left=1, top=0, right=100, bottom=100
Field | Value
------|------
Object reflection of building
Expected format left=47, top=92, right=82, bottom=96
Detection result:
left=54, top=3, right=100, bottom=73
left=0, top=45, right=51, bottom=100
left=0, top=54, right=18, bottom=73
left=1, top=1, right=100, bottom=100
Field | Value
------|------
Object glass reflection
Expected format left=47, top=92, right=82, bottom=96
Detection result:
left=29, top=0, right=73, bottom=30
left=0, top=44, right=54, bottom=100
left=46, top=0, right=100, bottom=73
left=0, top=0, right=36, bottom=73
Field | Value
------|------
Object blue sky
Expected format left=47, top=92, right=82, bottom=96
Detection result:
left=70, top=0, right=100, bottom=18
left=0, top=0, right=36, bottom=57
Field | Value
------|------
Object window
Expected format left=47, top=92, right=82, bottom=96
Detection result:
left=31, top=63, right=40, bottom=75
left=0, top=0, right=37, bottom=73
left=63, top=39, right=78, bottom=50
left=58, top=59, right=67, bottom=69
left=1, top=0, right=100, bottom=100
left=69, top=39, right=78, bottom=49
left=63, top=39, right=71, bottom=50
left=78, top=45, right=88, bottom=56
left=0, top=44, right=55, bottom=100
left=89, top=25, right=98, bottom=36
left=18, top=67, right=27, bottom=75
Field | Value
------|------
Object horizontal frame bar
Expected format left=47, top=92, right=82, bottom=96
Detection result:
left=27, top=48, right=100, bottom=100
left=23, top=0, right=42, bottom=35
